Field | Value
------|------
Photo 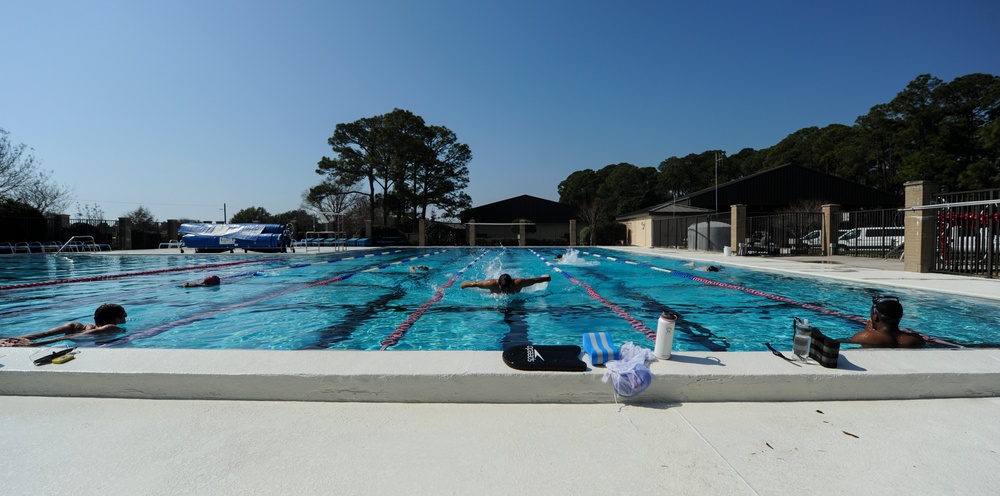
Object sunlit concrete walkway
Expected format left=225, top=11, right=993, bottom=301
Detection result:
left=3, top=247, right=999, bottom=495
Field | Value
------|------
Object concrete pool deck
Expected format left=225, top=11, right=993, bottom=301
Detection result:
left=2, top=247, right=999, bottom=494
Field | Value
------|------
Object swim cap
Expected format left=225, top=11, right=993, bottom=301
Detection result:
left=204, top=275, right=221, bottom=286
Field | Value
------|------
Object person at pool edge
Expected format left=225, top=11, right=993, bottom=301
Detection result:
left=461, top=273, right=551, bottom=294
left=850, top=295, right=925, bottom=348
left=0, top=303, right=128, bottom=347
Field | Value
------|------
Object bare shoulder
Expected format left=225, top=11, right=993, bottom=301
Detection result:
left=850, top=330, right=896, bottom=347
left=895, top=331, right=926, bottom=348
left=78, top=324, right=121, bottom=335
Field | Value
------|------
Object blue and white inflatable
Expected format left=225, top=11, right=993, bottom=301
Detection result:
left=179, top=223, right=292, bottom=253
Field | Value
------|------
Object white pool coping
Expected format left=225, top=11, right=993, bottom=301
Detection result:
left=3, top=347, right=999, bottom=403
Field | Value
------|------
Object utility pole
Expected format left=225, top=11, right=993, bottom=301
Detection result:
left=714, top=152, right=725, bottom=212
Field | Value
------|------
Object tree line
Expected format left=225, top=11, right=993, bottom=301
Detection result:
left=557, top=73, right=1000, bottom=244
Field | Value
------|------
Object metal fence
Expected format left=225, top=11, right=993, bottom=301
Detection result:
left=67, top=218, right=120, bottom=248
left=932, top=188, right=999, bottom=278
left=0, top=216, right=172, bottom=251
left=744, top=212, right=824, bottom=256
left=0, top=216, right=49, bottom=245
left=832, top=208, right=905, bottom=259
left=653, top=213, right=730, bottom=251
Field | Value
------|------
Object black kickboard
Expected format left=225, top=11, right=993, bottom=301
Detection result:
left=502, top=345, right=587, bottom=372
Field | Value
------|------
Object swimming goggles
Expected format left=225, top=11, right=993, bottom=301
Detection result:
left=764, top=343, right=795, bottom=362
left=33, top=347, right=77, bottom=366
left=871, top=295, right=901, bottom=323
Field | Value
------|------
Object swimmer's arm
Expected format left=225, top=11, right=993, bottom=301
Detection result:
left=517, top=275, right=551, bottom=286
left=16, top=322, right=86, bottom=341
left=15, top=324, right=121, bottom=347
left=462, top=280, right=504, bottom=292
left=23, top=336, right=75, bottom=347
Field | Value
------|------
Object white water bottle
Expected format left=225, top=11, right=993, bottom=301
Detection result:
left=654, top=311, right=677, bottom=359
left=793, top=318, right=812, bottom=361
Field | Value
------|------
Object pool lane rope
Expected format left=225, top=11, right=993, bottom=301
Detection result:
left=0, top=258, right=282, bottom=292
left=578, top=250, right=963, bottom=348
left=111, top=250, right=439, bottom=345
left=0, top=250, right=417, bottom=320
left=529, top=249, right=656, bottom=341
left=380, top=250, right=491, bottom=350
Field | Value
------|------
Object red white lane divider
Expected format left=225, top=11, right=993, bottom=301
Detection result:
left=380, top=250, right=491, bottom=350
left=115, top=250, right=443, bottom=345
left=579, top=249, right=964, bottom=348
left=0, top=258, right=281, bottom=292
left=530, top=249, right=656, bottom=341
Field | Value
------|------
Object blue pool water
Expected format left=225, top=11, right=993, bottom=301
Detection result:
left=1, top=247, right=998, bottom=351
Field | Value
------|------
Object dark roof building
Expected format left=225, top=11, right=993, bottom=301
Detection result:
left=461, top=194, right=577, bottom=224
left=460, top=194, right=579, bottom=243
left=618, top=163, right=901, bottom=221
left=617, top=164, right=904, bottom=248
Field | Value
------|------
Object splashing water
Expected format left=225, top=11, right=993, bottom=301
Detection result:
left=557, top=248, right=600, bottom=266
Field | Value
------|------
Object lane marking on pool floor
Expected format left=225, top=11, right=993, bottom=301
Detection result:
left=578, top=249, right=963, bottom=348
left=380, top=249, right=492, bottom=350
left=0, top=250, right=425, bottom=320
left=110, top=250, right=447, bottom=345
left=0, top=258, right=283, bottom=292
left=530, top=249, right=657, bottom=341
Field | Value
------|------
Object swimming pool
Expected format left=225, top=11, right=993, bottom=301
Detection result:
left=2, top=247, right=998, bottom=351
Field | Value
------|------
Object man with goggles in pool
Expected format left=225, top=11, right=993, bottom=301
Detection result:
left=0, top=303, right=128, bottom=347
left=849, top=295, right=925, bottom=348
left=461, top=273, right=551, bottom=294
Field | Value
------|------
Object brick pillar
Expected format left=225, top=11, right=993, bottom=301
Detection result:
left=519, top=221, right=526, bottom=247
left=167, top=219, right=180, bottom=242
left=418, top=219, right=426, bottom=247
left=468, top=221, right=476, bottom=247
left=904, top=181, right=938, bottom=273
left=569, top=219, right=576, bottom=246
left=730, top=204, right=746, bottom=255
left=53, top=214, right=71, bottom=242
left=118, top=217, right=133, bottom=250
left=822, top=204, right=841, bottom=256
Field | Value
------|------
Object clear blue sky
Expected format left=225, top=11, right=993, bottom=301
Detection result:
left=2, top=0, right=998, bottom=222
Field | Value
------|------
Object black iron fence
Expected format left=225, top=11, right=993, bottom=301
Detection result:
left=833, top=208, right=905, bottom=259
left=0, top=216, right=168, bottom=251
left=0, top=216, right=48, bottom=245
left=653, top=213, right=730, bottom=251
left=744, top=212, right=824, bottom=256
left=67, top=218, right=119, bottom=248
left=932, top=188, right=999, bottom=278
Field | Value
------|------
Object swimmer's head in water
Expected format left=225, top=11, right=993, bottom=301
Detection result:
left=204, top=275, right=221, bottom=286
left=94, top=303, right=127, bottom=326
left=497, top=273, right=514, bottom=293
left=871, top=295, right=902, bottom=324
